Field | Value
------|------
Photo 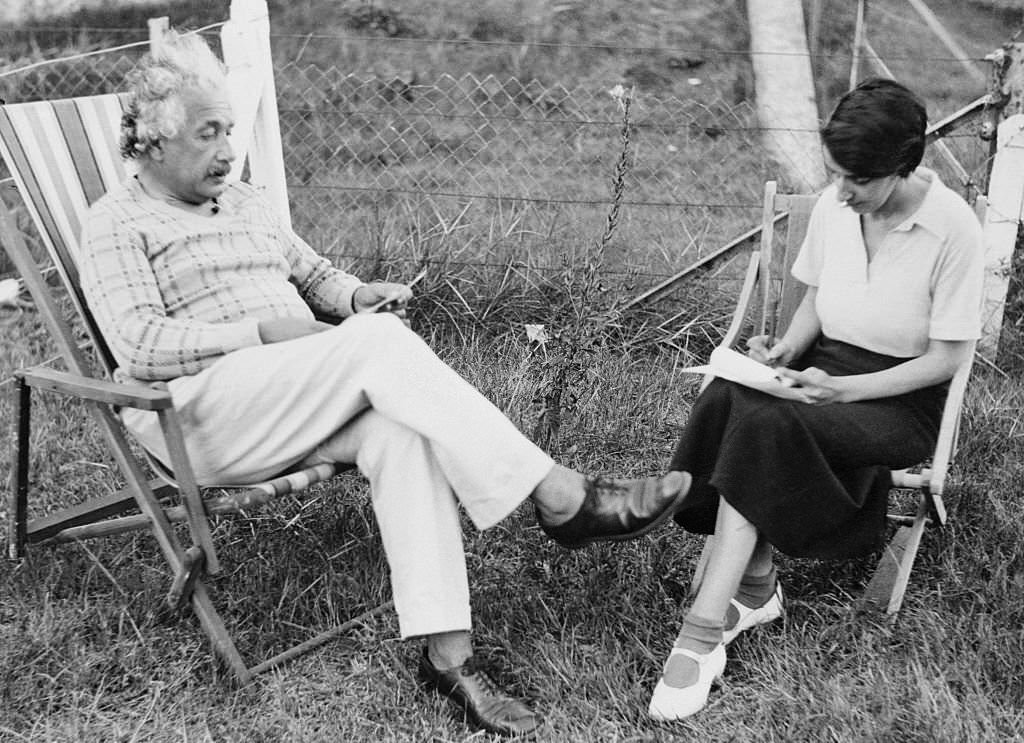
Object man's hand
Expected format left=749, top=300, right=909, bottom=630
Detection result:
left=352, top=282, right=412, bottom=325
left=746, top=335, right=796, bottom=367
left=258, top=317, right=334, bottom=344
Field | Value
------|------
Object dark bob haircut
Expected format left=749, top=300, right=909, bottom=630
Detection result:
left=821, top=77, right=927, bottom=179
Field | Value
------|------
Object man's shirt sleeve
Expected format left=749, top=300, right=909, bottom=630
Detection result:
left=277, top=220, right=363, bottom=318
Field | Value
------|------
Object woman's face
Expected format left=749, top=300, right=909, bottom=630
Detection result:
left=822, top=146, right=900, bottom=215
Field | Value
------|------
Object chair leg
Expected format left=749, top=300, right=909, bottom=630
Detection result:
left=856, top=496, right=929, bottom=618
left=248, top=600, right=394, bottom=677
left=9, top=376, right=30, bottom=560
left=166, top=545, right=205, bottom=613
left=156, top=406, right=221, bottom=574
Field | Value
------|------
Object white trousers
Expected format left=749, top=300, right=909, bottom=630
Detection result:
left=122, top=313, right=554, bottom=637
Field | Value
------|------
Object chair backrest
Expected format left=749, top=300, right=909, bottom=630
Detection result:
left=757, top=180, right=817, bottom=341
left=0, top=94, right=132, bottom=373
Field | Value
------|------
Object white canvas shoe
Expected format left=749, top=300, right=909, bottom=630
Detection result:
left=648, top=643, right=727, bottom=721
left=722, top=583, right=784, bottom=645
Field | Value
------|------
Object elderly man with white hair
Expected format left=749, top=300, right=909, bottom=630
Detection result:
left=79, top=29, right=689, bottom=737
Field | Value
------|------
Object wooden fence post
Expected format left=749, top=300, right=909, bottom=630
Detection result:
left=849, top=0, right=867, bottom=90
left=979, top=43, right=1024, bottom=359
left=147, top=16, right=169, bottom=52
left=220, top=0, right=290, bottom=229
left=746, top=0, right=826, bottom=191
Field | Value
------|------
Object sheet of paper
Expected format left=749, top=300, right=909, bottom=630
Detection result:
left=682, top=346, right=811, bottom=402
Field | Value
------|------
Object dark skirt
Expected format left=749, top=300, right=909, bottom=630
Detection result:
left=669, top=336, right=947, bottom=559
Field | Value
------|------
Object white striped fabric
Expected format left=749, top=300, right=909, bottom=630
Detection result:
left=0, top=94, right=129, bottom=274
left=0, top=94, right=132, bottom=371
left=250, top=463, right=340, bottom=497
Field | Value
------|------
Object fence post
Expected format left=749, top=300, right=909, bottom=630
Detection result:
left=148, top=17, right=169, bottom=53
left=849, top=0, right=866, bottom=90
left=220, top=0, right=290, bottom=229
left=746, top=0, right=825, bottom=191
left=979, top=43, right=1024, bottom=359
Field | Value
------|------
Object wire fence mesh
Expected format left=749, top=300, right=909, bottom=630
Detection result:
left=0, top=37, right=998, bottom=296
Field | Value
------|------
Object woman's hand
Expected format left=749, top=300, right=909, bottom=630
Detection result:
left=780, top=339, right=969, bottom=405
left=747, top=335, right=797, bottom=367
left=776, top=366, right=849, bottom=405
left=352, top=282, right=412, bottom=325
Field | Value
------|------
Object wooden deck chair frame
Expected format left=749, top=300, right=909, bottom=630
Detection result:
left=0, top=0, right=389, bottom=684
left=691, top=179, right=986, bottom=618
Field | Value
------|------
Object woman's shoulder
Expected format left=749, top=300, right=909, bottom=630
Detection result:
left=917, top=169, right=982, bottom=240
left=919, top=169, right=974, bottom=213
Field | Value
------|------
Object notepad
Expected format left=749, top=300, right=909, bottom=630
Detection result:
left=682, top=346, right=811, bottom=402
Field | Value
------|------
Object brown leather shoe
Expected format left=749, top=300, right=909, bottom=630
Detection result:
left=538, top=471, right=691, bottom=550
left=418, top=649, right=540, bottom=737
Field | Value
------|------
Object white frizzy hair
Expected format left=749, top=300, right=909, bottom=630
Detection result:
left=120, top=30, right=228, bottom=160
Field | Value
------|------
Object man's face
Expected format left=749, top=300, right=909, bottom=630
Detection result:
left=152, top=84, right=235, bottom=204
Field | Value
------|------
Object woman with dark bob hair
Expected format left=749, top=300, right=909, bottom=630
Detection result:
left=648, top=78, right=985, bottom=721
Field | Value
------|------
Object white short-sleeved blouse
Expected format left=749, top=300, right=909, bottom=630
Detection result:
left=790, top=168, right=984, bottom=358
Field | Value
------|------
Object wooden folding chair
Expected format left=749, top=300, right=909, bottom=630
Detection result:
left=691, top=179, right=988, bottom=618
left=0, top=1, right=389, bottom=684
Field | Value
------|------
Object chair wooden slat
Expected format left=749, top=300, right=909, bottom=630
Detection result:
left=773, top=193, right=817, bottom=334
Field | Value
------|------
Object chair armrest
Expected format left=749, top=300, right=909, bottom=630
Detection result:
left=701, top=251, right=762, bottom=394
left=720, top=250, right=762, bottom=351
left=925, top=342, right=977, bottom=498
left=895, top=343, right=977, bottom=527
left=16, top=367, right=173, bottom=411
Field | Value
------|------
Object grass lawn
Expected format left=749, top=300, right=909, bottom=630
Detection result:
left=2, top=0, right=1024, bottom=741
left=3, top=290, right=1023, bottom=742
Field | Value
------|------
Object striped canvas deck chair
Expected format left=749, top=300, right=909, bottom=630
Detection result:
left=0, top=6, right=387, bottom=684
left=691, top=179, right=990, bottom=618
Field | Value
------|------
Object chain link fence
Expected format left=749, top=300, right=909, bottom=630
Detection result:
left=275, top=62, right=779, bottom=275
left=0, top=42, right=996, bottom=297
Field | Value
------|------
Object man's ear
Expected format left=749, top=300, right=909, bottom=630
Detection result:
left=149, top=139, right=165, bottom=162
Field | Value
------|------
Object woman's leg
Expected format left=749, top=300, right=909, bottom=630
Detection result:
left=722, top=534, right=783, bottom=644
left=673, top=378, right=934, bottom=558
left=746, top=536, right=774, bottom=576
left=650, top=496, right=757, bottom=720
left=683, top=498, right=758, bottom=644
